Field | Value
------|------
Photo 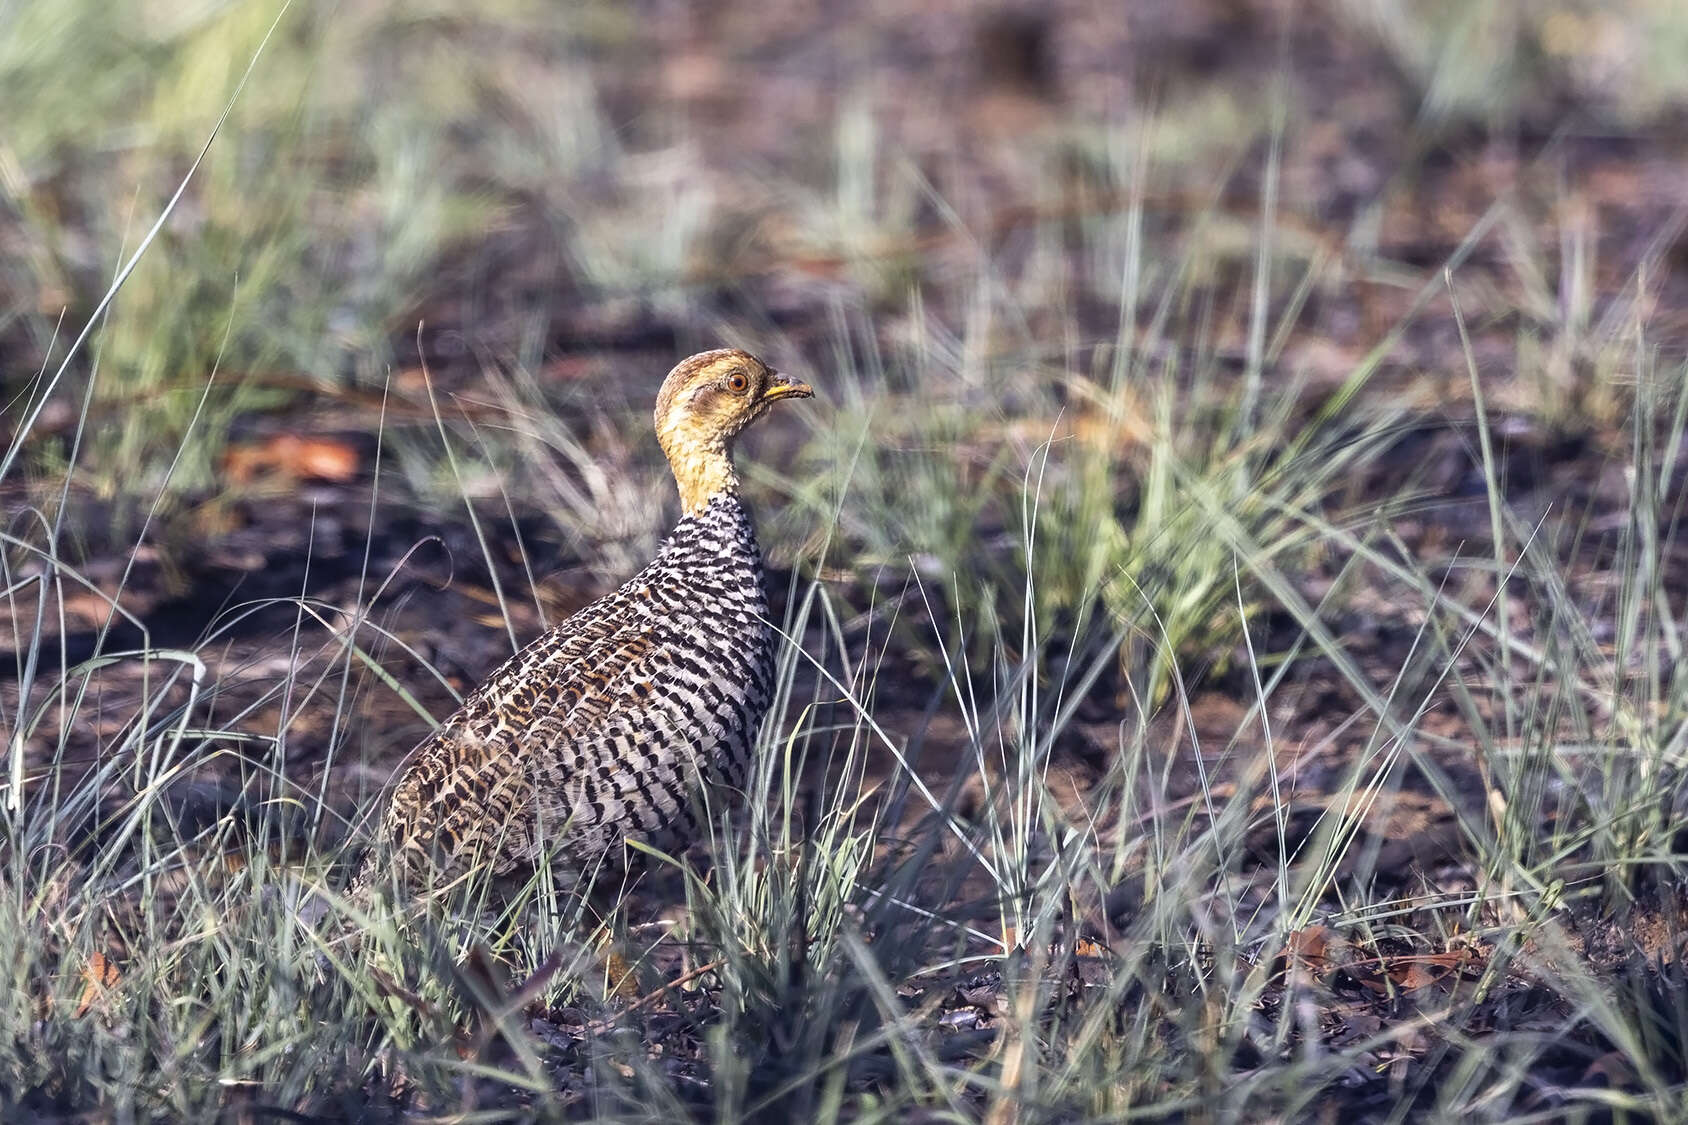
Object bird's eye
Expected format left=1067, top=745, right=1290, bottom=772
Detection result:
left=726, top=372, right=750, bottom=394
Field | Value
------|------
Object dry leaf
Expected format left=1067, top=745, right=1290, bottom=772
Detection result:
left=224, top=434, right=359, bottom=485
left=73, top=951, right=121, bottom=1018
left=1280, top=924, right=1347, bottom=986
left=1358, top=948, right=1476, bottom=995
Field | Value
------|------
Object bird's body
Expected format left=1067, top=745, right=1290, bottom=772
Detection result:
left=354, top=349, right=809, bottom=901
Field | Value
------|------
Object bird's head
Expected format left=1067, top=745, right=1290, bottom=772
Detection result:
left=653, top=348, right=812, bottom=514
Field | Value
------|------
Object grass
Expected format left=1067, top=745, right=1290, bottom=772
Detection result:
left=6, top=0, right=1688, bottom=1120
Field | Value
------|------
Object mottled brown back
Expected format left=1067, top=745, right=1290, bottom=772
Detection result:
left=355, top=491, right=776, bottom=900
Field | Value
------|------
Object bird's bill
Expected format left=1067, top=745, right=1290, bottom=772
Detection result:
left=760, top=372, right=814, bottom=402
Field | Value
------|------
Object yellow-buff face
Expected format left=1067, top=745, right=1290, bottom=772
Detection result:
left=652, top=348, right=812, bottom=514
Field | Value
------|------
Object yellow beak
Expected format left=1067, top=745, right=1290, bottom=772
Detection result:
left=760, top=371, right=814, bottom=402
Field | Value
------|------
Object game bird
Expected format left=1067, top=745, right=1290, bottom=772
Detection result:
left=354, top=349, right=811, bottom=902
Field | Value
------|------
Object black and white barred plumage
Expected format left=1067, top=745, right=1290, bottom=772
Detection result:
left=355, top=350, right=808, bottom=900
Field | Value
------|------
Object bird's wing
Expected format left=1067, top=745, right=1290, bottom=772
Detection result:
left=367, top=585, right=669, bottom=887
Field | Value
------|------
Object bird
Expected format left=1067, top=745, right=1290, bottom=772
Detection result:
left=352, top=348, right=812, bottom=904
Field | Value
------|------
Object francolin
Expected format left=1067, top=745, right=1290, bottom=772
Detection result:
left=355, top=349, right=811, bottom=901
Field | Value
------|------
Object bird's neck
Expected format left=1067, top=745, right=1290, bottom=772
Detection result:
left=662, top=434, right=739, bottom=517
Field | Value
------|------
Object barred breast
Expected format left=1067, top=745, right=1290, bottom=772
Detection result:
left=358, top=493, right=775, bottom=897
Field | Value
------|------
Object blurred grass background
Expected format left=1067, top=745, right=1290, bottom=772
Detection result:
left=5, top=0, right=1681, bottom=496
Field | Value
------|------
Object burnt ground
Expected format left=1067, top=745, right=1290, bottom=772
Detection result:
left=7, top=0, right=1688, bottom=1119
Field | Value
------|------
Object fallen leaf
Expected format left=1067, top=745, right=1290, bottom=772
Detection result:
left=1357, top=947, right=1477, bottom=995
left=1279, top=924, right=1348, bottom=986
left=1390, top=962, right=1445, bottom=991
left=73, top=951, right=121, bottom=1018
left=224, top=434, right=359, bottom=485
left=1582, top=1050, right=1638, bottom=1089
